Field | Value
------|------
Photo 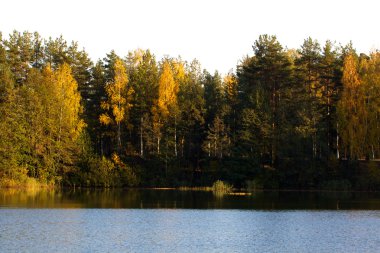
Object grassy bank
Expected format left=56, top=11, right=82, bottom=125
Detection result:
left=0, top=177, right=55, bottom=190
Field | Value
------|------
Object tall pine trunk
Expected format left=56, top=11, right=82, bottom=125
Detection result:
left=336, top=123, right=340, bottom=159
left=140, top=116, right=143, bottom=157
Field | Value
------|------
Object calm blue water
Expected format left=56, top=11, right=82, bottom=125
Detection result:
left=1, top=209, right=380, bottom=252
left=1, top=189, right=380, bottom=252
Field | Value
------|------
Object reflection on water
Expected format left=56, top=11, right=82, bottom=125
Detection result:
left=1, top=188, right=380, bottom=209
left=1, top=189, right=380, bottom=252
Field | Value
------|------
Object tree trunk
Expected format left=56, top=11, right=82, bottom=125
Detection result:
left=220, top=139, right=223, bottom=159
left=181, top=137, right=184, bottom=157
left=272, top=122, right=276, bottom=166
left=100, top=135, right=104, bottom=156
left=336, top=123, right=340, bottom=159
left=117, top=122, right=121, bottom=153
left=214, top=138, right=217, bottom=157
left=174, top=115, right=177, bottom=157
left=157, top=137, right=160, bottom=154
left=117, top=84, right=121, bottom=153
left=140, top=117, right=143, bottom=157
left=165, top=138, right=168, bottom=177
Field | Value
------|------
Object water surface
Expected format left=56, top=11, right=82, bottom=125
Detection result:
left=1, top=189, right=380, bottom=252
left=1, top=188, right=380, bottom=209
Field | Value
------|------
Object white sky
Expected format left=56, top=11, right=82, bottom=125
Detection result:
left=1, top=0, right=379, bottom=73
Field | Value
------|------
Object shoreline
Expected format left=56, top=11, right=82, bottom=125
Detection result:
left=2, top=185, right=378, bottom=194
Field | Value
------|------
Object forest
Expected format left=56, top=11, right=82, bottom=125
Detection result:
left=0, top=30, right=379, bottom=190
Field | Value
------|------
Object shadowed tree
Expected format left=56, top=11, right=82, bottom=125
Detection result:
left=237, top=35, right=292, bottom=166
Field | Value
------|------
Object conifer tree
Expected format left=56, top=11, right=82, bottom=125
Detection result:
left=127, top=49, right=159, bottom=156
left=177, top=59, right=205, bottom=161
left=295, top=37, right=322, bottom=159
left=237, top=35, right=292, bottom=166
left=4, top=31, right=33, bottom=84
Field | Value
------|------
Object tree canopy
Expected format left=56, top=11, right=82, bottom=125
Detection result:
left=1, top=30, right=380, bottom=190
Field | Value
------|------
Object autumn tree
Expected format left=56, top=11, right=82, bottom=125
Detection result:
left=0, top=63, right=84, bottom=183
left=0, top=90, right=30, bottom=181
left=29, top=64, right=85, bottom=178
left=52, top=64, right=85, bottom=162
left=359, top=52, right=380, bottom=159
left=170, top=58, right=187, bottom=157
left=100, top=58, right=133, bottom=154
left=157, top=60, right=178, bottom=117
left=3, top=29, right=380, bottom=189
left=337, top=53, right=366, bottom=159
left=153, top=59, right=179, bottom=154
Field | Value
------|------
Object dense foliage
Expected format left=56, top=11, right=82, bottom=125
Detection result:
left=1, top=31, right=379, bottom=190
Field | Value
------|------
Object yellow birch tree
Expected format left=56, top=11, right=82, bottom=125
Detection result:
left=337, top=54, right=367, bottom=158
left=49, top=63, right=85, bottom=175
left=153, top=60, right=179, bottom=154
left=100, top=58, right=133, bottom=153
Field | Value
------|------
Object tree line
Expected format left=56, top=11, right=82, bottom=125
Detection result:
left=0, top=31, right=379, bottom=190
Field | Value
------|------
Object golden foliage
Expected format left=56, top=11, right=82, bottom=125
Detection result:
left=53, top=63, right=85, bottom=139
left=100, top=58, right=134, bottom=125
left=338, top=54, right=367, bottom=158
left=342, top=54, right=361, bottom=89
left=224, top=73, right=238, bottom=104
left=173, top=59, right=186, bottom=82
left=157, top=60, right=178, bottom=117
left=111, top=153, right=121, bottom=164
left=99, top=114, right=112, bottom=125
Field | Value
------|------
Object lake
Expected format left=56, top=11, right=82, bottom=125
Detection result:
left=1, top=189, right=380, bottom=252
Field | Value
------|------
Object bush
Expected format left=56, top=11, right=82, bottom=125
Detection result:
left=78, top=153, right=140, bottom=188
left=82, top=156, right=115, bottom=187
left=212, top=180, right=232, bottom=196
left=0, top=173, right=51, bottom=189
left=112, top=154, right=140, bottom=187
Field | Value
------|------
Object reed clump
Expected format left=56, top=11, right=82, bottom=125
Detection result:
left=212, top=180, right=232, bottom=196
